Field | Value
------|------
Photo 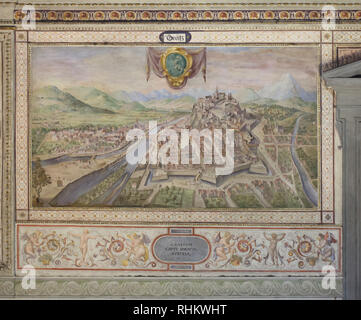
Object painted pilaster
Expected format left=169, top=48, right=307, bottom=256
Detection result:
left=324, top=63, right=361, bottom=299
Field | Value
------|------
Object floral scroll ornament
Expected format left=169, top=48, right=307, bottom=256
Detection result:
left=146, top=47, right=207, bottom=89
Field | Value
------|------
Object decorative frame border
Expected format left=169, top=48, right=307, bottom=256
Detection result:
left=0, top=31, right=14, bottom=276
left=0, top=276, right=343, bottom=298
left=16, top=224, right=342, bottom=275
left=15, top=28, right=334, bottom=225
left=12, top=9, right=361, bottom=23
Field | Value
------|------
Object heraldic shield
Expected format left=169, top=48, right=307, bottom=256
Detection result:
left=146, top=47, right=207, bottom=89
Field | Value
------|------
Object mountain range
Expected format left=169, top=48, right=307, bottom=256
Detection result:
left=110, top=73, right=316, bottom=106
left=257, top=73, right=316, bottom=102
left=32, top=73, right=316, bottom=115
left=64, top=86, right=124, bottom=112
left=110, top=73, right=315, bottom=104
left=32, top=86, right=116, bottom=115
left=111, top=88, right=211, bottom=103
left=64, top=86, right=147, bottom=112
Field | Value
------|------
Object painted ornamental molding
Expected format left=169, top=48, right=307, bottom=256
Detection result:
left=0, top=277, right=343, bottom=298
left=11, top=9, right=361, bottom=23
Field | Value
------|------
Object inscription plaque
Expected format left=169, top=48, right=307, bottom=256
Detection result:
left=153, top=235, right=210, bottom=264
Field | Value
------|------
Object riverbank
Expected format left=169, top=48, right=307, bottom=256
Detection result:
left=290, top=115, right=318, bottom=206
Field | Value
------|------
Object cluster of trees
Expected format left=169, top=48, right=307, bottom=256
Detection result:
left=278, top=148, right=293, bottom=173
left=271, top=190, right=300, bottom=208
left=297, top=113, right=317, bottom=136
left=74, top=167, right=125, bottom=205
left=32, top=127, right=50, bottom=154
left=204, top=197, right=227, bottom=208
left=231, top=194, right=262, bottom=208
left=32, top=158, right=51, bottom=205
left=296, top=147, right=318, bottom=180
left=153, top=186, right=183, bottom=208
left=116, top=181, right=151, bottom=207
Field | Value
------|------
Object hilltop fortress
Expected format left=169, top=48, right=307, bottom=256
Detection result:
left=146, top=89, right=268, bottom=186
left=190, top=88, right=263, bottom=164
left=191, top=88, right=253, bottom=130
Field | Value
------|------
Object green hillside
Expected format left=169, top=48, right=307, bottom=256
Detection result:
left=121, top=101, right=149, bottom=112
left=64, top=86, right=125, bottom=113
left=31, top=86, right=182, bottom=130
left=110, top=90, right=133, bottom=103
left=32, top=86, right=116, bottom=115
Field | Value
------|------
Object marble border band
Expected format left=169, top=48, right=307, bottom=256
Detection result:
left=0, top=276, right=343, bottom=298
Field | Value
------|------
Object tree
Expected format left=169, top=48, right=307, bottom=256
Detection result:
left=32, top=158, right=51, bottom=203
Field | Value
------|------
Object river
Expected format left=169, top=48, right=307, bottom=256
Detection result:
left=50, top=116, right=187, bottom=206
left=290, top=115, right=318, bottom=207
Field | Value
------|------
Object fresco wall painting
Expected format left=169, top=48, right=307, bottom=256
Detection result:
left=12, top=28, right=341, bottom=283
left=29, top=46, right=319, bottom=212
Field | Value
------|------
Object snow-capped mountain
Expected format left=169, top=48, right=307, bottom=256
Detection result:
left=257, top=73, right=316, bottom=102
